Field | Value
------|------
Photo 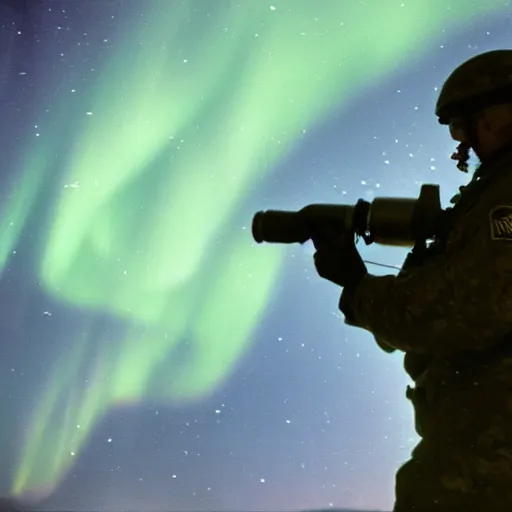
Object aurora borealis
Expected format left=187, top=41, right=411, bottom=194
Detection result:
left=0, top=1, right=510, bottom=511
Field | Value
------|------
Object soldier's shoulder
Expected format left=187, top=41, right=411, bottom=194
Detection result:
left=472, top=162, right=512, bottom=224
left=482, top=163, right=512, bottom=235
left=485, top=153, right=512, bottom=192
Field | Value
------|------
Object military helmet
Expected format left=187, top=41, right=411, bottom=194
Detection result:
left=436, top=49, right=512, bottom=125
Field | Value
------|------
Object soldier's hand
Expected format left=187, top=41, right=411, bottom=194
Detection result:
left=312, top=232, right=367, bottom=290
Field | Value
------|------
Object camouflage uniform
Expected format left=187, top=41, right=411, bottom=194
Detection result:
left=340, top=147, right=512, bottom=511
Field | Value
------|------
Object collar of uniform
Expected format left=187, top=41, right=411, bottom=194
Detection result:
left=474, top=143, right=512, bottom=181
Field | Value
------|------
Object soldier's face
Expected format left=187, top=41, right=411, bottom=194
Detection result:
left=448, top=117, right=485, bottom=161
left=449, top=118, right=467, bottom=142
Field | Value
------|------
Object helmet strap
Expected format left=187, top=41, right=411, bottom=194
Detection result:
left=450, top=116, right=480, bottom=172
left=450, top=141, right=471, bottom=172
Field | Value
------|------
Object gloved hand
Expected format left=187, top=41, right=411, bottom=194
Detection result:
left=312, top=232, right=367, bottom=290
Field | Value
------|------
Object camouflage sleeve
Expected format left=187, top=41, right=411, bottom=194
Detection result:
left=339, top=173, right=512, bottom=357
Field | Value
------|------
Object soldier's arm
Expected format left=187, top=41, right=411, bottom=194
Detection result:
left=339, top=176, right=512, bottom=357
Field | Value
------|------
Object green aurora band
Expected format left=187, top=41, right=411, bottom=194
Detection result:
left=6, top=0, right=506, bottom=500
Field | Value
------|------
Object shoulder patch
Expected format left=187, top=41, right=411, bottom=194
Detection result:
left=490, top=206, right=512, bottom=241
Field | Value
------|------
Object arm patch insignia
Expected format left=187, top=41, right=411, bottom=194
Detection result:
left=490, top=205, right=512, bottom=241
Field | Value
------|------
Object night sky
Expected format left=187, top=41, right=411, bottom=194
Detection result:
left=0, top=1, right=511, bottom=511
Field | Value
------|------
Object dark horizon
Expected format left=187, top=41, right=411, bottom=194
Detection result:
left=0, top=502, right=388, bottom=512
